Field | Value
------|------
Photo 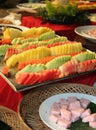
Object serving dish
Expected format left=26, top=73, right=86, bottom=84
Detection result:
left=17, top=3, right=46, bottom=12
left=39, top=93, right=96, bottom=130
left=75, top=25, right=96, bottom=43
left=0, top=24, right=28, bottom=40
left=0, top=26, right=95, bottom=92
left=0, top=24, right=28, bottom=31
left=18, top=83, right=96, bottom=130
left=88, top=13, right=96, bottom=25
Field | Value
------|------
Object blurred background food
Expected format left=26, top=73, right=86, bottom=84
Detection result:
left=36, top=0, right=90, bottom=24
left=0, top=19, right=13, bottom=24
left=88, top=13, right=96, bottom=25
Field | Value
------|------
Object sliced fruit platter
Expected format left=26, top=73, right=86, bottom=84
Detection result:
left=0, top=26, right=96, bottom=92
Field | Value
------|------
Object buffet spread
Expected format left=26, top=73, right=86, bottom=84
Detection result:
left=0, top=1, right=96, bottom=130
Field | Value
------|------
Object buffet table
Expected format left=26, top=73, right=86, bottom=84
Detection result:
left=0, top=8, right=96, bottom=113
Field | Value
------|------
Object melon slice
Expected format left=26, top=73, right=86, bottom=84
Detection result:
left=17, top=64, right=46, bottom=74
left=72, top=52, right=96, bottom=62
left=48, top=36, right=68, bottom=44
left=11, top=37, right=23, bottom=45
left=38, top=31, right=57, bottom=41
left=46, top=55, right=71, bottom=69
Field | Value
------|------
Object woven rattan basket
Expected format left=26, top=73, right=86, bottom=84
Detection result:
left=18, top=83, right=96, bottom=130
left=0, top=106, right=31, bottom=130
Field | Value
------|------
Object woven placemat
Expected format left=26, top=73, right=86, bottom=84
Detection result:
left=18, top=83, right=96, bottom=130
left=0, top=106, right=31, bottom=130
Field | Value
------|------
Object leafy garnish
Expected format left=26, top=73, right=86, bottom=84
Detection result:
left=88, top=102, right=96, bottom=113
left=70, top=102, right=96, bottom=130
left=36, top=1, right=90, bottom=24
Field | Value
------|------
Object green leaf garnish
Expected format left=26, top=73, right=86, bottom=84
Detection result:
left=70, top=102, right=96, bottom=130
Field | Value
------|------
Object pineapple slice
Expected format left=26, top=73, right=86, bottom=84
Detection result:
left=3, top=28, right=22, bottom=39
left=22, top=27, right=53, bottom=37
left=50, top=42, right=83, bottom=55
left=6, top=46, right=51, bottom=68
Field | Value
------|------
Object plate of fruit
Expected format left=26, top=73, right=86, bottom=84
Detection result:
left=0, top=26, right=96, bottom=92
left=17, top=3, right=46, bottom=13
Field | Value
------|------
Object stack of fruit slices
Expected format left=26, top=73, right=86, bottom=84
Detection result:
left=0, top=27, right=96, bottom=86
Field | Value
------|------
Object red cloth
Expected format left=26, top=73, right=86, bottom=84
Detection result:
left=0, top=72, right=96, bottom=112
left=0, top=76, right=23, bottom=112
left=21, top=16, right=78, bottom=41
left=62, top=72, right=96, bottom=86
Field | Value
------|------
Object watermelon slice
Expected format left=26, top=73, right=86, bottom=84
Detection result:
left=38, top=70, right=49, bottom=83
left=15, top=69, right=60, bottom=85
left=16, top=73, right=30, bottom=84
left=59, top=59, right=79, bottom=77
left=77, top=59, right=96, bottom=73
left=4, top=48, right=19, bottom=62
left=16, top=72, right=41, bottom=85
left=38, top=69, right=60, bottom=83
left=23, top=73, right=40, bottom=85
left=1, top=38, right=12, bottom=45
